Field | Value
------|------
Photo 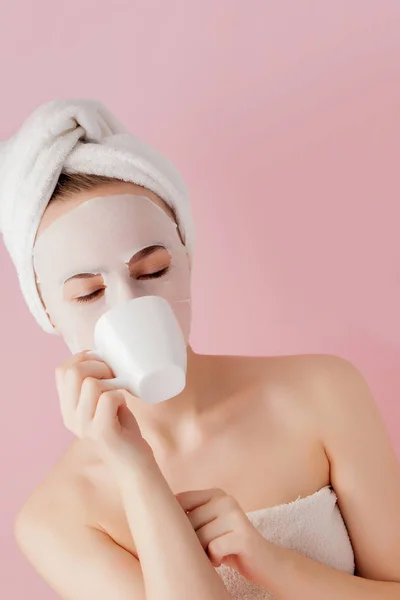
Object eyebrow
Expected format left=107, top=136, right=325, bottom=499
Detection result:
left=126, top=245, right=165, bottom=265
left=63, top=245, right=164, bottom=284
left=64, top=272, right=104, bottom=284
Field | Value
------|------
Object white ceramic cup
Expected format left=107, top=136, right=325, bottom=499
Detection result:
left=91, top=295, right=187, bottom=403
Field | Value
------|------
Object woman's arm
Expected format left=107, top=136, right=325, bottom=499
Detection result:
left=15, top=458, right=231, bottom=600
left=246, top=529, right=400, bottom=600
left=15, top=494, right=147, bottom=600
left=203, top=355, right=400, bottom=600
left=16, top=351, right=232, bottom=600
left=114, top=456, right=232, bottom=600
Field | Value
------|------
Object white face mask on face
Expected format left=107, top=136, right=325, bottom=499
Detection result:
left=33, top=194, right=192, bottom=353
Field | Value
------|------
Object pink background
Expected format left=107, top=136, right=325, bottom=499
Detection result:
left=0, top=1, right=399, bottom=597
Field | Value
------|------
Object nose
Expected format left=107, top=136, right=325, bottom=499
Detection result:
left=113, top=278, right=140, bottom=305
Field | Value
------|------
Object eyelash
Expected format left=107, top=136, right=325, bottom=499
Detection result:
left=75, top=267, right=170, bottom=303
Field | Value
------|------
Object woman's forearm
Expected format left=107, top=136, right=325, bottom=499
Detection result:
left=115, top=459, right=231, bottom=600
left=254, top=538, right=400, bottom=600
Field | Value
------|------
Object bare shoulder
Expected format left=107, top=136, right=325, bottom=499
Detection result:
left=277, top=352, right=379, bottom=418
left=214, top=350, right=357, bottom=379
left=253, top=351, right=363, bottom=387
left=227, top=352, right=368, bottom=400
left=215, top=352, right=376, bottom=424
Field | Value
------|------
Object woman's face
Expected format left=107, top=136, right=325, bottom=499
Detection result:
left=33, top=182, right=191, bottom=353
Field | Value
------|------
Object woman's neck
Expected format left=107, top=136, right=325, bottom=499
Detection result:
left=124, top=346, right=224, bottom=453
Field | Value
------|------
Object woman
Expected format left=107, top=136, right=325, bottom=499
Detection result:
left=1, top=99, right=399, bottom=600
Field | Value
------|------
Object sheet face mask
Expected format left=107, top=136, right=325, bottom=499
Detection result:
left=33, top=194, right=192, bottom=354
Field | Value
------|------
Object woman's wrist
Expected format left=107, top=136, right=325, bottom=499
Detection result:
left=102, top=439, right=160, bottom=484
left=111, top=449, right=162, bottom=490
left=114, top=455, right=186, bottom=538
left=249, top=535, right=288, bottom=589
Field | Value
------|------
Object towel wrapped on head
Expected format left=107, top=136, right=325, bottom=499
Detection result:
left=0, top=99, right=195, bottom=333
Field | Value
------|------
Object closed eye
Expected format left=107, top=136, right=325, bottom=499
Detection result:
left=75, top=267, right=170, bottom=303
left=137, top=266, right=170, bottom=280
left=75, top=289, right=104, bottom=303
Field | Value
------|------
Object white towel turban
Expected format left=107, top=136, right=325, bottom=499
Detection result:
left=0, top=99, right=195, bottom=334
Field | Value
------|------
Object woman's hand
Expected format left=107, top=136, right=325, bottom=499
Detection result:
left=55, top=350, right=154, bottom=472
left=176, top=488, right=271, bottom=583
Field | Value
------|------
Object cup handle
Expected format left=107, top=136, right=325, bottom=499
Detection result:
left=102, top=376, right=128, bottom=391
left=86, top=350, right=128, bottom=391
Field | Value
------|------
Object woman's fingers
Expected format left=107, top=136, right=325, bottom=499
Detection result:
left=207, top=531, right=240, bottom=567
left=177, top=489, right=238, bottom=530
left=60, top=360, right=114, bottom=409
left=177, top=488, right=254, bottom=569
left=55, top=350, right=94, bottom=385
left=55, top=350, right=116, bottom=435
left=184, top=500, right=220, bottom=530
left=56, top=350, right=112, bottom=385
left=76, top=377, right=111, bottom=431
left=93, top=390, right=126, bottom=438
left=196, top=518, right=233, bottom=551
left=177, top=488, right=225, bottom=512
left=53, top=353, right=152, bottom=470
